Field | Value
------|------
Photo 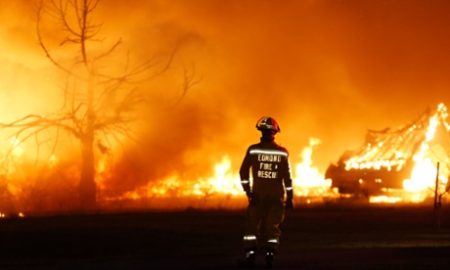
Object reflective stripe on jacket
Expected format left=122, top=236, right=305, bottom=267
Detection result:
left=240, top=140, right=293, bottom=198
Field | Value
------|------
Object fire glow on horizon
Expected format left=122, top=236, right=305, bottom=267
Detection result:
left=1, top=104, right=449, bottom=212
left=97, top=138, right=338, bottom=207
left=2, top=1, right=450, bottom=214
left=1, top=132, right=339, bottom=210
left=101, top=103, right=450, bottom=206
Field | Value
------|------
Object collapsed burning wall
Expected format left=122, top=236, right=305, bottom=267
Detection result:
left=327, top=103, right=450, bottom=202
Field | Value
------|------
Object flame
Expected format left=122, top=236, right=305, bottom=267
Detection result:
left=110, top=156, right=243, bottom=202
left=193, top=156, right=242, bottom=196
left=369, top=195, right=402, bottom=204
left=1, top=104, right=448, bottom=210
left=348, top=103, right=450, bottom=204
left=345, top=144, right=407, bottom=171
left=402, top=104, right=449, bottom=198
left=369, top=188, right=432, bottom=204
left=402, top=112, right=439, bottom=194
left=102, top=137, right=337, bottom=207
left=293, top=138, right=335, bottom=197
left=101, top=156, right=243, bottom=207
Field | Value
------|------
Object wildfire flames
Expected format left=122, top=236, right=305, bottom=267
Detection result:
left=3, top=100, right=449, bottom=215
left=1, top=105, right=450, bottom=213
left=98, top=138, right=338, bottom=208
left=103, top=102, right=450, bottom=206
left=2, top=1, right=450, bottom=215
left=1, top=129, right=338, bottom=212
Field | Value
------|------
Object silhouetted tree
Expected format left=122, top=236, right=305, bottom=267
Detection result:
left=0, top=0, right=195, bottom=210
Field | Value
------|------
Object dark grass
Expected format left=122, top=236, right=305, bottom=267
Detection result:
left=1, top=205, right=450, bottom=269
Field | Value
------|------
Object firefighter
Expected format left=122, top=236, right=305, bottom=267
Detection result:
left=238, top=116, right=294, bottom=268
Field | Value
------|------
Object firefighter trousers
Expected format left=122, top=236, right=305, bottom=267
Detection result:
left=243, top=195, right=285, bottom=252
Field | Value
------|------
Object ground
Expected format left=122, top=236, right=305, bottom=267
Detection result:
left=1, top=205, right=450, bottom=269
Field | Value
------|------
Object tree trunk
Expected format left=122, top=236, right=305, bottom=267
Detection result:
left=79, top=65, right=96, bottom=210
left=79, top=134, right=96, bottom=210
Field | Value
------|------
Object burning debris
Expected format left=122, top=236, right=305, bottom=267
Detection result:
left=99, top=141, right=336, bottom=209
left=327, top=103, right=450, bottom=203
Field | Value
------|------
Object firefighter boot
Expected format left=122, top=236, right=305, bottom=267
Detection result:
left=265, top=248, right=275, bottom=268
left=238, top=249, right=256, bottom=268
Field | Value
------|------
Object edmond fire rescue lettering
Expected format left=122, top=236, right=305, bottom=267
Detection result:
left=257, top=153, right=282, bottom=163
left=257, top=170, right=278, bottom=179
left=256, top=153, right=282, bottom=179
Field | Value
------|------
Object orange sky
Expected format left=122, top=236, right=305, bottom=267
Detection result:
left=2, top=0, right=450, bottom=194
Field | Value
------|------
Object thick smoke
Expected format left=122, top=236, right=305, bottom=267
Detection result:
left=2, top=0, right=450, bottom=204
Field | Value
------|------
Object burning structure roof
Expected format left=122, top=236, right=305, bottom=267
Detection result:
left=327, top=103, right=450, bottom=199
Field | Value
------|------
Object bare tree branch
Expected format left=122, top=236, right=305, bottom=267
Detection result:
left=37, top=0, right=86, bottom=80
left=171, top=64, right=201, bottom=107
left=2, top=0, right=194, bottom=209
left=94, top=39, right=122, bottom=61
left=0, top=114, right=80, bottom=138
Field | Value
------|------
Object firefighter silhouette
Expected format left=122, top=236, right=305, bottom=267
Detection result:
left=239, top=116, right=294, bottom=268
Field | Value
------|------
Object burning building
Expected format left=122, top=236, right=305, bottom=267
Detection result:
left=326, top=103, right=450, bottom=202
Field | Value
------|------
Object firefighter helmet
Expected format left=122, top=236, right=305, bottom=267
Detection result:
left=256, top=116, right=280, bottom=133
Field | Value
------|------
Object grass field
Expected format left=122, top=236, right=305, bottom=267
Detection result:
left=1, top=205, right=450, bottom=269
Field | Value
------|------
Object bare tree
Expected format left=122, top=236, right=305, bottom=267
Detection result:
left=0, top=0, right=195, bottom=210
